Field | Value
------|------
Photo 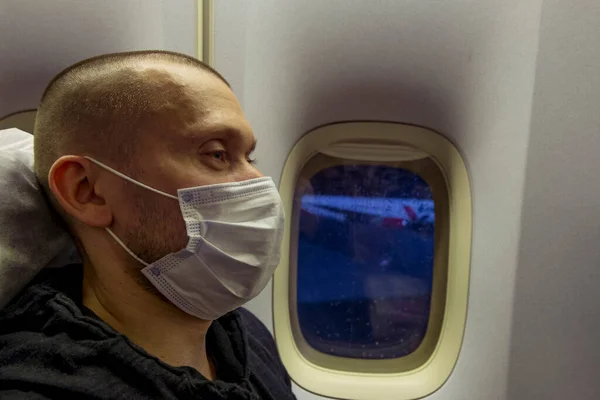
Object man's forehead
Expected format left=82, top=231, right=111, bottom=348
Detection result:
left=134, top=61, right=228, bottom=92
left=128, top=64, right=252, bottom=145
left=127, top=63, right=244, bottom=130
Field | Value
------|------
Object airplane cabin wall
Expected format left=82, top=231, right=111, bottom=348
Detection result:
left=0, top=0, right=197, bottom=117
left=508, top=1, right=600, bottom=399
left=213, top=1, right=545, bottom=399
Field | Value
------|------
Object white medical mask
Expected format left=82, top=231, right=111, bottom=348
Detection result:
left=84, top=157, right=285, bottom=320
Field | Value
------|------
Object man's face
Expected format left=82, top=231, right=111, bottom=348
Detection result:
left=103, top=63, right=262, bottom=265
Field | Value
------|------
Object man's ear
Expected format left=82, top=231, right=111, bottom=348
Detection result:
left=48, top=155, right=113, bottom=228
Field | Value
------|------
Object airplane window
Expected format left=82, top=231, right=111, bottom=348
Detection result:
left=274, top=122, right=471, bottom=400
left=295, top=165, right=434, bottom=359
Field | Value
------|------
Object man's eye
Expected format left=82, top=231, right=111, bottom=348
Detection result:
left=210, top=151, right=227, bottom=162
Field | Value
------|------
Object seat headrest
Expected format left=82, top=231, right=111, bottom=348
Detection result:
left=0, top=128, right=79, bottom=309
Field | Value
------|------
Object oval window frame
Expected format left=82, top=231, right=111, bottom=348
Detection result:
left=273, top=121, right=472, bottom=400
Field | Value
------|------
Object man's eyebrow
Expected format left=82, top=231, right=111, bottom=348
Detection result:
left=191, top=127, right=258, bottom=153
left=185, top=125, right=250, bottom=142
left=214, top=128, right=257, bottom=152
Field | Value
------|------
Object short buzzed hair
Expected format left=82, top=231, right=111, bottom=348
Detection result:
left=34, top=50, right=229, bottom=199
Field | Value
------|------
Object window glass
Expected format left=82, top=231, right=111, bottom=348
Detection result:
left=295, top=164, right=435, bottom=359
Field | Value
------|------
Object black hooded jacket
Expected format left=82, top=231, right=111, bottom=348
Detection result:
left=0, top=265, right=296, bottom=400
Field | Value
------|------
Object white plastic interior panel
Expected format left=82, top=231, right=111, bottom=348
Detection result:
left=0, top=0, right=197, bottom=119
left=214, top=0, right=598, bottom=399
left=507, top=1, right=600, bottom=399
left=213, top=0, right=542, bottom=398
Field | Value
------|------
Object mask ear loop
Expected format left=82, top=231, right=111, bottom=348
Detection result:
left=83, top=156, right=179, bottom=200
left=82, top=156, right=176, bottom=266
left=105, top=227, right=150, bottom=267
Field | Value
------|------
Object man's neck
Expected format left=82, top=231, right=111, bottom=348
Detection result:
left=81, top=261, right=216, bottom=380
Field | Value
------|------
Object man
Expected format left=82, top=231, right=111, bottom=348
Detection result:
left=0, top=51, right=295, bottom=400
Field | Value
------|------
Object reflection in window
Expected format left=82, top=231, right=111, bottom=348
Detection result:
left=296, top=165, right=434, bottom=359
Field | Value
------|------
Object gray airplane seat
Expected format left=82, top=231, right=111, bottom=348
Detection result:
left=0, top=126, right=78, bottom=310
